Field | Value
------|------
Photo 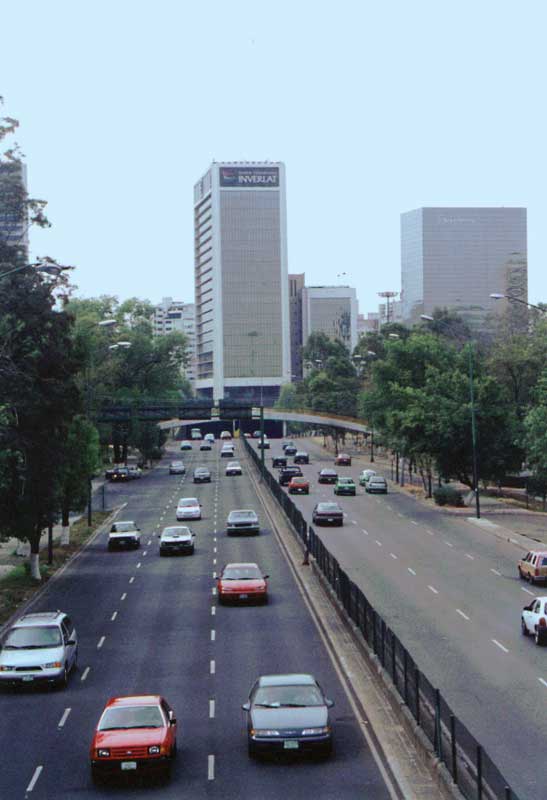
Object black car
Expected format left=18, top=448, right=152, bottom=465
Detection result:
left=257, top=439, right=270, bottom=449
left=282, top=441, right=296, bottom=452
left=284, top=445, right=297, bottom=456
left=312, top=502, right=344, bottom=526
left=109, top=467, right=131, bottom=482
left=243, top=673, right=334, bottom=759
left=293, top=451, right=309, bottom=465
left=278, top=466, right=303, bottom=486
left=193, top=467, right=211, bottom=483
left=317, top=469, right=338, bottom=484
left=272, top=456, right=287, bottom=469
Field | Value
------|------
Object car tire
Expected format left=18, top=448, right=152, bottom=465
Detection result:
left=91, top=767, right=104, bottom=787
left=190, top=546, right=195, bottom=555
left=521, top=618, right=529, bottom=636
left=518, top=567, right=524, bottom=579
left=248, top=741, right=259, bottom=760
left=57, top=664, right=69, bottom=689
left=535, top=629, right=544, bottom=646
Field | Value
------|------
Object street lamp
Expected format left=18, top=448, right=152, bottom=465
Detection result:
left=421, top=314, right=480, bottom=518
left=353, top=351, right=376, bottom=462
left=489, top=293, right=546, bottom=313
left=0, top=261, right=73, bottom=281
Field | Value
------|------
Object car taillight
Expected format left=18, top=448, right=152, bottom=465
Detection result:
left=535, top=568, right=540, bottom=576
left=539, top=618, right=546, bottom=628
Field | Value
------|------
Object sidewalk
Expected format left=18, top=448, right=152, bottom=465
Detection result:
left=309, top=436, right=547, bottom=548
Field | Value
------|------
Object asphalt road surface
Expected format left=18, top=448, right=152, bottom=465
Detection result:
left=254, top=437, right=547, bottom=800
left=0, top=441, right=393, bottom=799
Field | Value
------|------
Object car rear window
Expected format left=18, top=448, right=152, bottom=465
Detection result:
left=222, top=565, right=261, bottom=580
left=230, top=511, right=256, bottom=520
left=179, top=499, right=198, bottom=507
left=112, top=522, right=137, bottom=532
left=254, top=685, right=323, bottom=707
left=318, top=503, right=341, bottom=512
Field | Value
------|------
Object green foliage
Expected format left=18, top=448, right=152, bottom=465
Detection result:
left=433, top=486, right=464, bottom=506
left=275, top=383, right=300, bottom=410
left=524, top=370, right=547, bottom=484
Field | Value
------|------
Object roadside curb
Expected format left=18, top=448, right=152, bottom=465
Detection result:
left=0, top=504, right=126, bottom=638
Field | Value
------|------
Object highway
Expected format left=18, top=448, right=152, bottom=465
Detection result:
left=0, top=441, right=393, bottom=799
left=252, top=437, right=547, bottom=800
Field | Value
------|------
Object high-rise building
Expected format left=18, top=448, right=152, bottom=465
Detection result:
left=0, top=161, right=29, bottom=264
left=301, top=286, right=358, bottom=353
left=193, top=162, right=290, bottom=403
left=357, top=312, right=380, bottom=337
left=289, top=273, right=305, bottom=381
left=152, top=297, right=197, bottom=386
left=401, top=207, right=528, bottom=328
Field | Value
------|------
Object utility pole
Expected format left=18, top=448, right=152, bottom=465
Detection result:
left=260, top=404, right=265, bottom=474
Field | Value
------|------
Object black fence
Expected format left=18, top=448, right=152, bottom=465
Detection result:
left=244, top=438, right=519, bottom=800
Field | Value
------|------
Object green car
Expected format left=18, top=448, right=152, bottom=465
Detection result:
left=334, top=477, right=356, bottom=496
left=359, top=469, right=376, bottom=486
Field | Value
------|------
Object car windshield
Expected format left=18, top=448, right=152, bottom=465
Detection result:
left=3, top=626, right=62, bottom=650
left=163, top=527, right=190, bottom=538
left=99, top=705, right=164, bottom=731
left=222, top=565, right=262, bottom=580
left=339, top=478, right=353, bottom=484
left=179, top=499, right=198, bottom=507
left=230, top=511, right=256, bottom=520
left=195, top=469, right=208, bottom=474
left=318, top=503, right=340, bottom=512
left=112, top=522, right=137, bottom=532
left=253, top=684, right=324, bottom=707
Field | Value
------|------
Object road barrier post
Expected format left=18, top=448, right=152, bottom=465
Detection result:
left=450, top=714, right=458, bottom=785
left=434, top=688, right=442, bottom=760
left=415, top=671, right=420, bottom=725
left=477, top=745, right=483, bottom=800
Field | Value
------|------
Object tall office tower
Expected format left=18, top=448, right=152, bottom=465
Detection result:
left=289, top=273, right=305, bottom=381
left=401, top=207, right=528, bottom=328
left=0, top=161, right=29, bottom=264
left=193, top=162, right=290, bottom=403
left=301, top=285, right=358, bottom=353
left=152, top=297, right=197, bottom=386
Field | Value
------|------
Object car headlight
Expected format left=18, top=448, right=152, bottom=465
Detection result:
left=43, top=661, right=62, bottom=669
left=148, top=745, right=161, bottom=755
left=251, top=729, right=281, bottom=737
left=97, top=748, right=110, bottom=757
left=0, top=665, right=15, bottom=671
left=301, top=726, right=331, bottom=735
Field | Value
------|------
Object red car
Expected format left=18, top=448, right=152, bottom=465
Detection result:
left=335, top=453, right=352, bottom=466
left=218, top=562, right=268, bottom=604
left=288, top=476, right=310, bottom=495
left=90, top=695, right=177, bottom=784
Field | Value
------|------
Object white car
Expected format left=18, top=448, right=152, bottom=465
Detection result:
left=159, top=526, right=195, bottom=556
left=226, top=461, right=242, bottom=476
left=521, top=596, right=547, bottom=645
left=108, top=521, right=141, bottom=550
left=220, top=430, right=232, bottom=440
left=221, top=445, right=235, bottom=458
left=176, top=497, right=202, bottom=521
left=204, top=433, right=215, bottom=442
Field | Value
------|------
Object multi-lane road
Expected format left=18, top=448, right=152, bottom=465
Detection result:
left=252, top=437, right=547, bottom=800
left=0, top=441, right=394, bottom=799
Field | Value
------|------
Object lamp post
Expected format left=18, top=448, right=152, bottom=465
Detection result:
left=0, top=261, right=73, bottom=281
left=489, top=293, right=546, bottom=314
left=421, top=314, right=480, bottom=518
left=353, top=351, right=377, bottom=462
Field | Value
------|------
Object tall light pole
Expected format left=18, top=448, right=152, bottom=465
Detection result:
left=353, top=351, right=377, bottom=462
left=421, top=314, right=480, bottom=518
left=490, top=292, right=546, bottom=314
left=0, top=261, right=73, bottom=281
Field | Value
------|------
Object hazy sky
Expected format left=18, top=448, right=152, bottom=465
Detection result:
left=1, top=1, right=545, bottom=312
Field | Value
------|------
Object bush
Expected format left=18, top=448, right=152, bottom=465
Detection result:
left=433, top=485, right=464, bottom=507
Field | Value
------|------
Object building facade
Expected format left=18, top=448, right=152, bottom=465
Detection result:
left=289, top=273, right=305, bottom=381
left=401, top=207, right=528, bottom=328
left=301, top=285, right=358, bottom=353
left=0, top=161, right=28, bottom=264
left=357, top=312, right=380, bottom=337
left=152, top=297, right=197, bottom=386
left=193, top=162, right=290, bottom=403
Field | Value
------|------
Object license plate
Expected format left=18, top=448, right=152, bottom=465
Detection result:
left=327, top=518, right=333, bottom=522
left=22, top=675, right=34, bottom=682
left=284, top=740, right=299, bottom=750
left=239, top=594, right=248, bottom=599
left=121, top=762, right=137, bottom=771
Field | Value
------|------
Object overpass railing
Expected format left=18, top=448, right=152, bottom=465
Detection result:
left=244, top=437, right=520, bottom=800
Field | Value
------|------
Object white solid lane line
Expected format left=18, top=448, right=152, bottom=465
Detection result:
left=97, top=636, right=105, bottom=649
left=209, top=700, right=215, bottom=718
left=26, top=766, right=43, bottom=792
left=522, top=587, right=535, bottom=596
left=428, top=585, right=439, bottom=595
left=539, top=678, right=547, bottom=689
left=81, top=667, right=90, bottom=682
left=492, top=639, right=509, bottom=653
left=208, top=754, right=215, bottom=780
left=111, top=611, right=118, bottom=621
left=58, top=708, right=71, bottom=728
left=408, top=568, right=416, bottom=576
left=211, top=630, right=216, bottom=641
left=456, top=609, right=470, bottom=621
left=120, top=593, right=127, bottom=601
left=490, top=568, right=501, bottom=576
left=210, top=660, right=215, bottom=674
left=390, top=553, right=398, bottom=560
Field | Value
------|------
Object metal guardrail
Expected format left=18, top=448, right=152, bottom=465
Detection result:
left=244, top=437, right=519, bottom=800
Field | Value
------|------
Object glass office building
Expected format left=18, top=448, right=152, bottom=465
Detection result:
left=193, top=162, right=290, bottom=403
left=401, top=207, right=527, bottom=329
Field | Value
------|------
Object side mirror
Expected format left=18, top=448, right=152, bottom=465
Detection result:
left=524, top=603, right=533, bottom=611
left=67, top=639, right=76, bottom=646
left=241, top=702, right=251, bottom=712
left=263, top=574, right=269, bottom=579
left=170, top=717, right=177, bottom=726
left=325, top=698, right=335, bottom=708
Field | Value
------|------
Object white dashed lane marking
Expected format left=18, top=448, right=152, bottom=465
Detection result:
left=465, top=553, right=475, bottom=560
left=210, top=660, right=216, bottom=674
left=492, top=639, right=509, bottom=653
left=26, top=766, right=43, bottom=793
left=120, top=593, right=127, bottom=601
left=522, top=587, right=535, bottom=596
left=211, top=629, right=216, bottom=641
left=111, top=612, right=118, bottom=622
left=208, top=754, right=215, bottom=780
left=445, top=541, right=454, bottom=548
left=490, top=568, right=501, bottom=576
left=58, top=708, right=71, bottom=728
left=539, top=678, right=547, bottom=689
left=390, top=553, right=398, bottom=560
left=362, top=529, right=369, bottom=536
left=97, top=636, right=105, bottom=649
left=211, top=606, right=216, bottom=616
left=129, top=577, right=135, bottom=584
left=375, top=540, right=382, bottom=547
left=456, top=609, right=470, bottom=621
left=428, top=585, right=439, bottom=594
left=407, top=568, right=416, bottom=576
left=209, top=700, right=215, bottom=718
left=81, top=667, right=90, bottom=682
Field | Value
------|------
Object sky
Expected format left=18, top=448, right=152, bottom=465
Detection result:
left=1, top=0, right=546, bottom=313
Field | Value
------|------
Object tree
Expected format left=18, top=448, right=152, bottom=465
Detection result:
left=58, top=417, right=100, bottom=544
left=524, top=370, right=547, bottom=488
left=275, top=383, right=300, bottom=410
